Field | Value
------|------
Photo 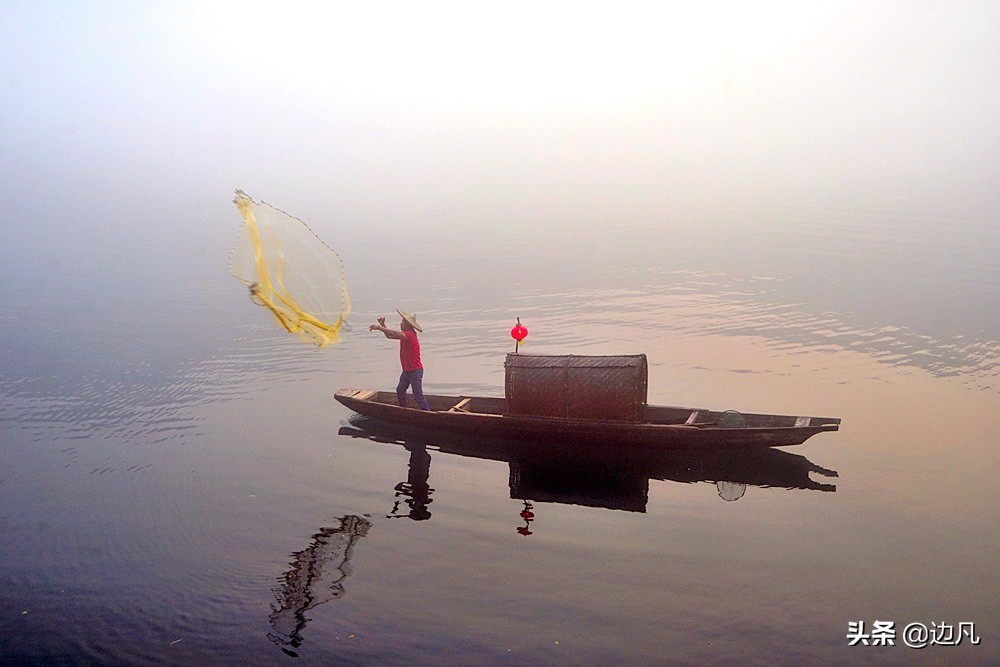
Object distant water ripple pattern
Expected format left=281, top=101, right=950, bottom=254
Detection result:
left=502, top=271, right=999, bottom=391
left=0, top=325, right=328, bottom=471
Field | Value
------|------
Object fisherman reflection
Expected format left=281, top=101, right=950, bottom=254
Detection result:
left=388, top=443, right=434, bottom=521
left=268, top=515, right=372, bottom=658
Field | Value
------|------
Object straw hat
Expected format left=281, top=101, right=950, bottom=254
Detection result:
left=396, top=309, right=423, bottom=332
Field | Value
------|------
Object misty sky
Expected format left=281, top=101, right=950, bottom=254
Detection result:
left=2, top=1, right=998, bottom=242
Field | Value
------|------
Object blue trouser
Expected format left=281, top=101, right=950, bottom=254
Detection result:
left=397, top=369, right=430, bottom=410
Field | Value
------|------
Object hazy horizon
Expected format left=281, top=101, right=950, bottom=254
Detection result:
left=2, top=2, right=997, bottom=348
left=3, top=2, right=998, bottom=235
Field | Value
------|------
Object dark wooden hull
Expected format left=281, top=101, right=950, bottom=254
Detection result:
left=334, top=389, right=840, bottom=451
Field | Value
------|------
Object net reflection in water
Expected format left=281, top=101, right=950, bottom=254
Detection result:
left=268, top=515, right=372, bottom=658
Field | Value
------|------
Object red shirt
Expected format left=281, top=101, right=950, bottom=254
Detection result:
left=399, top=330, right=423, bottom=371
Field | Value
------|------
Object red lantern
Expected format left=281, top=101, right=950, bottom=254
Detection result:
left=510, top=318, right=528, bottom=352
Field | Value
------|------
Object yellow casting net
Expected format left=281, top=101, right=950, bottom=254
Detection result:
left=230, top=190, right=351, bottom=347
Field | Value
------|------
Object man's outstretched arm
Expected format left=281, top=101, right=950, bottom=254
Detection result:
left=370, top=316, right=404, bottom=339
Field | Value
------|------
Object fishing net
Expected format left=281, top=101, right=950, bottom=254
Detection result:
left=716, top=481, right=747, bottom=501
left=717, top=410, right=747, bottom=428
left=230, top=190, right=351, bottom=347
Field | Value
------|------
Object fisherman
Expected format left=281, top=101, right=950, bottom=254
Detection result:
left=370, top=309, right=431, bottom=410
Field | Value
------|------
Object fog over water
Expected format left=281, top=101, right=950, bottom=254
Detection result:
left=4, top=3, right=998, bottom=225
left=2, top=2, right=998, bottom=664
left=3, top=3, right=997, bottom=337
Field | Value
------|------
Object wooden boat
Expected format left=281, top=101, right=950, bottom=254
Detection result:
left=334, top=389, right=840, bottom=450
left=335, top=352, right=839, bottom=451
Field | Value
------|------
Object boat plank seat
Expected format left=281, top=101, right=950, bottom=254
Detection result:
left=448, top=397, right=473, bottom=413
left=685, top=410, right=703, bottom=425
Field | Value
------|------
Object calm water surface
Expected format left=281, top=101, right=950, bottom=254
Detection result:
left=2, top=198, right=998, bottom=665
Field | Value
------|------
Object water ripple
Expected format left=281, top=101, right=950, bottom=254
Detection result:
left=439, top=272, right=998, bottom=392
left=0, top=323, right=338, bottom=472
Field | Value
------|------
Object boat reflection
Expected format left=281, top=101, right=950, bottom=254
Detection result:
left=267, top=515, right=372, bottom=657
left=267, top=422, right=838, bottom=653
left=338, top=416, right=839, bottom=518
